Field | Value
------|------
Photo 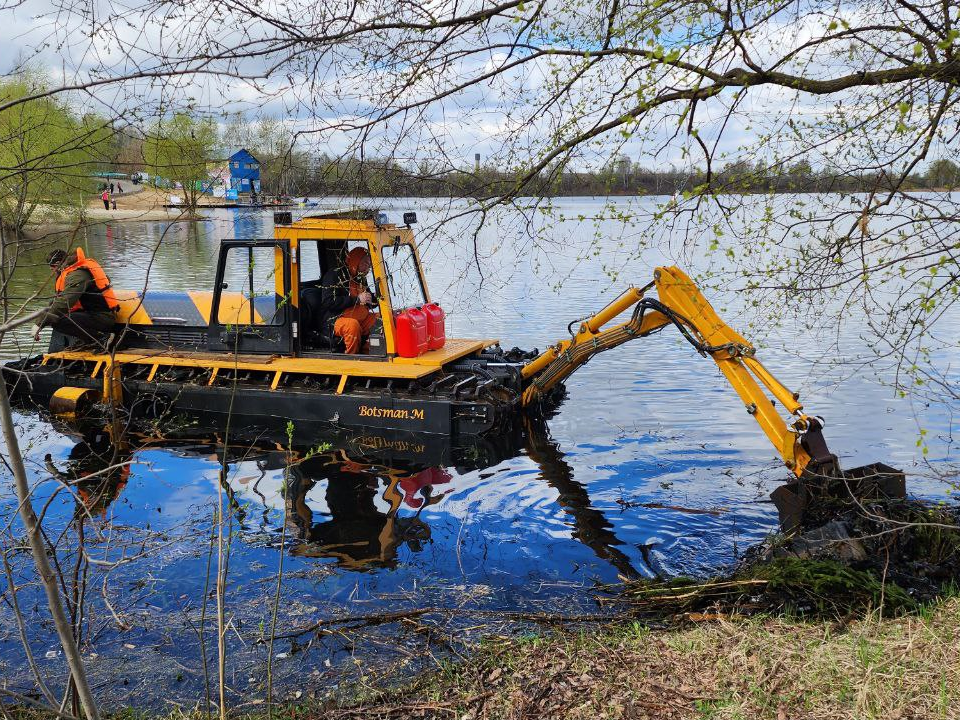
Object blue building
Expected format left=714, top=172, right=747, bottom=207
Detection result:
left=229, top=149, right=261, bottom=193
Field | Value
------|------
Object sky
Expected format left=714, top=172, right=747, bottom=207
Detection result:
left=0, top=0, right=956, bottom=172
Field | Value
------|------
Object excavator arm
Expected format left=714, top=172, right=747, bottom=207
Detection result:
left=520, top=267, right=839, bottom=479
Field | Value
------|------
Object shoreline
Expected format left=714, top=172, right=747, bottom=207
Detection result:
left=314, top=595, right=960, bottom=720
left=18, top=186, right=960, bottom=235
left=22, top=210, right=203, bottom=237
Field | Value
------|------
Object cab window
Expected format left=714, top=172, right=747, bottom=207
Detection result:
left=217, top=245, right=285, bottom=325
left=299, top=240, right=321, bottom=284
left=383, top=243, right=426, bottom=309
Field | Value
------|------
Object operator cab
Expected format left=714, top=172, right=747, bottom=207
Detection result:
left=272, top=209, right=436, bottom=359
left=296, top=237, right=381, bottom=353
left=71, top=208, right=464, bottom=363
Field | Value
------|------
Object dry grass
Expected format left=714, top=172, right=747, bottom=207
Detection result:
left=324, top=598, right=960, bottom=720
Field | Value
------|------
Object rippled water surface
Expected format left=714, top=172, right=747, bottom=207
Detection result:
left=0, top=198, right=956, bottom=707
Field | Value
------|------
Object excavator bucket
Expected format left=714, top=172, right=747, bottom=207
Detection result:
left=783, top=416, right=906, bottom=533
left=772, top=462, right=907, bottom=535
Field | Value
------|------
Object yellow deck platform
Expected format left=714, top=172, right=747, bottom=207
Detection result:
left=42, top=338, right=497, bottom=387
left=391, top=338, right=495, bottom=366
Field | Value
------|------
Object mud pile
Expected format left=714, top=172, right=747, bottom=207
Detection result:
left=621, top=492, right=960, bottom=617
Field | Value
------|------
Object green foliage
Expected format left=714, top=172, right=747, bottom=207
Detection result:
left=924, top=159, right=960, bottom=188
left=753, top=558, right=917, bottom=614
left=900, top=505, right=960, bottom=565
left=144, top=112, right=219, bottom=212
left=621, top=556, right=926, bottom=616
left=0, top=71, right=110, bottom=229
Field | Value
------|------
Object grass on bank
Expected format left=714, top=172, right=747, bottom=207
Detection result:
left=316, top=597, right=960, bottom=720
left=6, top=600, right=958, bottom=720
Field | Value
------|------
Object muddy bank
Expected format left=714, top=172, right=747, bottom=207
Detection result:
left=312, top=497, right=960, bottom=719
left=18, top=188, right=219, bottom=235
left=24, top=210, right=197, bottom=236
left=614, top=498, right=960, bottom=618
left=314, top=597, right=960, bottom=720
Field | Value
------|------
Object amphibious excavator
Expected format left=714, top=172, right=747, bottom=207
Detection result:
left=3, top=209, right=901, bottom=498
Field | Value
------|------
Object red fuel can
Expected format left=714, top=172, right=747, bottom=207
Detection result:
left=394, top=307, right=429, bottom=357
left=422, top=302, right=446, bottom=350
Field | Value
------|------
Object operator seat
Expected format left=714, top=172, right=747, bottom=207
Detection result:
left=299, top=285, right=345, bottom=352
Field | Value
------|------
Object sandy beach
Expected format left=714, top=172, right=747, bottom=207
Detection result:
left=85, top=186, right=216, bottom=220
left=23, top=187, right=217, bottom=236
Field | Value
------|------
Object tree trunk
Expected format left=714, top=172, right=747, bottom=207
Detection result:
left=0, top=378, right=100, bottom=720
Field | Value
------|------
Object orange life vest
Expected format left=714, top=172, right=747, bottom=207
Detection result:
left=55, top=248, right=120, bottom=313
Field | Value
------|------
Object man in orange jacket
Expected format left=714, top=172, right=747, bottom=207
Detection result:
left=318, top=247, right=378, bottom=354
left=31, top=248, right=119, bottom=345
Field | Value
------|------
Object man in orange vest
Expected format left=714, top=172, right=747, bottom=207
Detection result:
left=31, top=248, right=119, bottom=345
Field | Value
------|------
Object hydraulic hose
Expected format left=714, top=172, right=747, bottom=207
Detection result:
left=526, top=298, right=743, bottom=401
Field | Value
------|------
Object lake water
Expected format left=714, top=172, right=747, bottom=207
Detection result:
left=0, top=197, right=956, bottom=708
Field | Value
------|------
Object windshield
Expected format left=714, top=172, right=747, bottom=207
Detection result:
left=383, top=243, right=426, bottom=309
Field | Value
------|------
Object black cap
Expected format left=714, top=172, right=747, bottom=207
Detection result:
left=46, top=249, right=67, bottom=267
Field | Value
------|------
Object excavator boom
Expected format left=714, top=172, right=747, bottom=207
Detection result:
left=521, top=267, right=837, bottom=479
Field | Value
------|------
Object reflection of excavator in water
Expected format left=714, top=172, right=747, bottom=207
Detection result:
left=53, top=418, right=648, bottom=575
left=5, top=210, right=903, bottom=513
left=246, top=419, right=646, bottom=573
left=277, top=418, right=648, bottom=574
left=281, top=453, right=446, bottom=570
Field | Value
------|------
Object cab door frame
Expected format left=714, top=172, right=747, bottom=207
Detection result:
left=207, top=239, right=293, bottom=355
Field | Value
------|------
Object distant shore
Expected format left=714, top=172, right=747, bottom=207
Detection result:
left=20, top=187, right=216, bottom=236
left=19, top=185, right=960, bottom=237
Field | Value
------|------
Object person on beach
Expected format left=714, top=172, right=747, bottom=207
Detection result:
left=31, top=248, right=119, bottom=346
left=109, top=182, right=114, bottom=194
left=101, top=189, right=110, bottom=210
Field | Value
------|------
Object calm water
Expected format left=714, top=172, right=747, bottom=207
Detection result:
left=0, top=198, right=956, bottom=707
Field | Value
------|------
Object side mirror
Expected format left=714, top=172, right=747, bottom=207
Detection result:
left=403, top=212, right=417, bottom=226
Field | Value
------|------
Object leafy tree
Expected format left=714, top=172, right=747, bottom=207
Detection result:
left=925, top=159, right=960, bottom=188
left=144, top=112, right=218, bottom=214
left=110, top=130, right=146, bottom=174
left=0, top=73, right=109, bottom=232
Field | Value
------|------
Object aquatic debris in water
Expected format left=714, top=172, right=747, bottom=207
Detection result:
left=618, top=558, right=917, bottom=616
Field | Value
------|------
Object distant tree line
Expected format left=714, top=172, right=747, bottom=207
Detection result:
left=105, top=114, right=960, bottom=200
left=259, top=154, right=960, bottom=199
